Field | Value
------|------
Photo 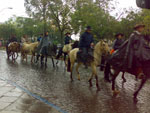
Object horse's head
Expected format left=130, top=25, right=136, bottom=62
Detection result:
left=95, top=40, right=110, bottom=57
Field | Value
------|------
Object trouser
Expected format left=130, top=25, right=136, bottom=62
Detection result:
left=79, top=48, right=89, bottom=64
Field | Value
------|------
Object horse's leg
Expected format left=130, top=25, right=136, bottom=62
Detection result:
left=70, top=61, right=74, bottom=82
left=26, top=54, right=27, bottom=63
left=16, top=52, right=18, bottom=60
left=112, top=69, right=120, bottom=96
left=31, top=52, right=33, bottom=63
left=64, top=53, right=67, bottom=66
left=76, top=63, right=81, bottom=81
left=51, top=58, right=55, bottom=68
left=45, top=55, right=47, bottom=67
left=133, top=78, right=147, bottom=101
left=122, top=72, right=126, bottom=83
left=90, top=64, right=100, bottom=91
left=12, top=52, right=13, bottom=61
left=104, top=62, right=111, bottom=83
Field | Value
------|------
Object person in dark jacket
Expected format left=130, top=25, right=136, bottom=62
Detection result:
left=78, top=26, right=94, bottom=65
left=36, top=32, right=51, bottom=64
left=65, top=32, right=72, bottom=45
left=125, top=24, right=146, bottom=78
left=113, top=33, right=124, bottom=50
left=8, top=35, right=17, bottom=44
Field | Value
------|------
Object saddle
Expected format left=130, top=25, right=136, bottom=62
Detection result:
left=77, top=48, right=94, bottom=64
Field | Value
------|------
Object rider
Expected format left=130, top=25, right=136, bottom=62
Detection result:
left=125, top=24, right=147, bottom=79
left=36, top=31, right=51, bottom=64
left=65, top=32, right=72, bottom=45
left=104, top=33, right=124, bottom=82
left=113, top=33, right=124, bottom=50
left=21, top=35, right=29, bottom=43
left=63, top=32, right=72, bottom=53
left=78, top=26, right=94, bottom=65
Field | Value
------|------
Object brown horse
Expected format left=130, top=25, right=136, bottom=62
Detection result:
left=67, top=40, right=110, bottom=91
left=7, top=42, right=20, bottom=62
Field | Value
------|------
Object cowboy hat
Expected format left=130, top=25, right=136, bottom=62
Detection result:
left=86, top=26, right=92, bottom=30
left=65, top=32, right=71, bottom=35
left=134, top=24, right=145, bottom=30
left=115, top=33, right=124, bottom=37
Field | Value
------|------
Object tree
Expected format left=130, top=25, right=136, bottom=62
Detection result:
left=70, top=1, right=117, bottom=40
left=24, top=0, right=50, bottom=33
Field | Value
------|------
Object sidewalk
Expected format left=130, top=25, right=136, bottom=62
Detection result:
left=0, top=79, right=60, bottom=113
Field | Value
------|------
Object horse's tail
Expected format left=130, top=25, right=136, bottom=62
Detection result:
left=67, top=57, right=71, bottom=72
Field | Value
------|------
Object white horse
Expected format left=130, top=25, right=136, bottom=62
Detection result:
left=67, top=40, right=110, bottom=91
left=21, top=42, right=39, bottom=63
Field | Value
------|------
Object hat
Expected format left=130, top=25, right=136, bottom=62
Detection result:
left=115, top=33, right=124, bottom=37
left=65, top=32, right=71, bottom=35
left=86, top=26, right=91, bottom=30
left=134, top=24, right=145, bottom=30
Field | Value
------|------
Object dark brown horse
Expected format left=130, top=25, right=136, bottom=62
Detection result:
left=7, top=42, right=20, bottom=62
left=105, top=52, right=150, bottom=102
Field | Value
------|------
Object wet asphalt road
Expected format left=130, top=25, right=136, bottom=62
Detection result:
left=1, top=50, right=150, bottom=113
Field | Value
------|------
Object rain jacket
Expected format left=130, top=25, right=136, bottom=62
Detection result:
left=65, top=36, right=72, bottom=45
left=113, top=38, right=125, bottom=50
left=37, top=35, right=51, bottom=55
left=79, top=32, right=94, bottom=49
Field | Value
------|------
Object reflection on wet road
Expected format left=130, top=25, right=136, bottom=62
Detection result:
left=1, top=50, right=150, bottom=113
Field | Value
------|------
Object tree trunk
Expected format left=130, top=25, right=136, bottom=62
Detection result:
left=60, top=31, right=64, bottom=45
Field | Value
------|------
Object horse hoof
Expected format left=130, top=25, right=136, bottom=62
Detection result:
left=113, top=90, right=120, bottom=97
left=78, top=77, right=80, bottom=81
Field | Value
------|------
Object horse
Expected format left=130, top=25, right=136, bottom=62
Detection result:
left=38, top=44, right=58, bottom=68
left=56, top=41, right=79, bottom=65
left=104, top=56, right=126, bottom=83
left=67, top=40, right=110, bottom=91
left=7, top=42, right=20, bottom=62
left=21, top=42, right=39, bottom=63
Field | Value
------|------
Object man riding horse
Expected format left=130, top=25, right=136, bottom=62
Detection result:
left=108, top=24, right=147, bottom=77
left=106, top=24, right=150, bottom=99
left=78, top=26, right=94, bottom=67
left=63, top=32, right=72, bottom=53
left=104, top=33, right=125, bottom=82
